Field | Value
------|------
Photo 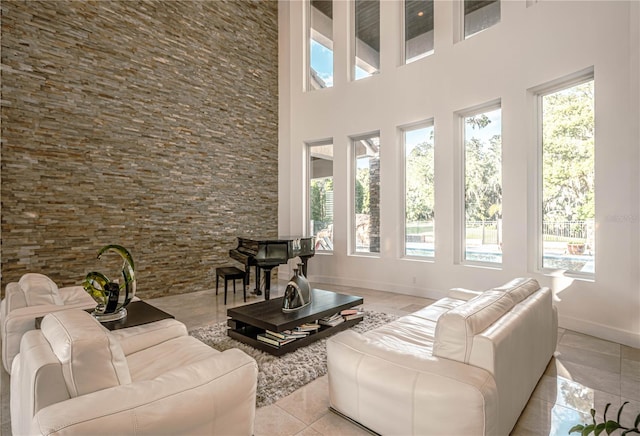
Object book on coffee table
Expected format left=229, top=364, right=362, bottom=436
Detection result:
left=257, top=333, right=297, bottom=347
left=319, top=312, right=345, bottom=327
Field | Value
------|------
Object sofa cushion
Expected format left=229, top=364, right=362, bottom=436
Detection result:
left=41, top=310, right=131, bottom=397
left=433, top=290, right=515, bottom=363
left=19, top=273, right=63, bottom=306
left=491, top=277, right=540, bottom=304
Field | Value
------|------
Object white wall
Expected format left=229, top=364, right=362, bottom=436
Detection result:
left=279, top=0, right=640, bottom=348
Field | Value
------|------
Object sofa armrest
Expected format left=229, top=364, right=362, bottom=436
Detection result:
left=3, top=282, right=28, bottom=313
left=2, top=302, right=96, bottom=373
left=110, top=319, right=189, bottom=356
left=447, top=287, right=482, bottom=301
left=32, top=349, right=258, bottom=436
left=327, top=330, right=498, bottom=436
left=57, top=286, right=95, bottom=305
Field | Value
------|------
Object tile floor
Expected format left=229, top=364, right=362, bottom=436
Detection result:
left=1, top=281, right=639, bottom=435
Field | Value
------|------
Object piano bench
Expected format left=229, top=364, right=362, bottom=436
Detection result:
left=216, top=266, right=247, bottom=305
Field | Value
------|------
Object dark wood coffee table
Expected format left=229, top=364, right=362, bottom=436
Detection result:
left=227, top=288, right=364, bottom=356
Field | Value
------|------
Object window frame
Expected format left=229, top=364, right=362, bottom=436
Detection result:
left=350, top=131, right=381, bottom=256
left=456, top=100, right=503, bottom=268
left=306, top=138, right=335, bottom=253
left=306, top=0, right=334, bottom=92
left=461, top=0, right=501, bottom=41
left=402, top=0, right=435, bottom=65
left=533, top=69, right=596, bottom=279
left=401, top=119, right=436, bottom=260
left=351, top=0, right=380, bottom=81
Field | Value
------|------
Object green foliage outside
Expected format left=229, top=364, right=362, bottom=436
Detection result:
left=310, top=177, right=333, bottom=223
left=406, top=133, right=435, bottom=222
left=543, top=81, right=595, bottom=223
left=465, top=112, right=502, bottom=223
left=355, top=167, right=369, bottom=215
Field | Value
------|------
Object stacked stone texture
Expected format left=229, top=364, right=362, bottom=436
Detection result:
left=0, top=0, right=279, bottom=298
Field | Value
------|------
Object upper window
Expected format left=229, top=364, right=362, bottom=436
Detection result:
left=353, top=0, right=380, bottom=80
left=464, top=0, right=500, bottom=39
left=539, top=77, right=595, bottom=275
left=352, top=133, right=380, bottom=253
left=308, top=141, right=334, bottom=251
left=404, top=0, right=434, bottom=64
left=403, top=123, right=435, bottom=258
left=463, top=105, right=502, bottom=264
left=308, top=0, right=334, bottom=90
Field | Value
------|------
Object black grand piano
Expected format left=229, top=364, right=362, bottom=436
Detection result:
left=229, top=236, right=315, bottom=300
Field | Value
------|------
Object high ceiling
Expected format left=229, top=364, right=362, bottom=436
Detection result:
left=312, top=0, right=499, bottom=49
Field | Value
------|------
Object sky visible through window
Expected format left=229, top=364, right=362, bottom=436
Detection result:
left=311, top=40, right=333, bottom=87
left=311, top=39, right=369, bottom=86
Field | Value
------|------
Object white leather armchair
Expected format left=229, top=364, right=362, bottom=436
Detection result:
left=1, top=273, right=96, bottom=373
left=11, top=309, right=258, bottom=436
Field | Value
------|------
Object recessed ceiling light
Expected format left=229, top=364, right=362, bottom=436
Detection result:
left=418, top=11, right=424, bottom=17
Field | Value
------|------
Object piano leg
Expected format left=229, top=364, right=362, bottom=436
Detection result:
left=262, top=266, right=274, bottom=300
left=250, top=266, right=270, bottom=300
left=254, top=266, right=262, bottom=295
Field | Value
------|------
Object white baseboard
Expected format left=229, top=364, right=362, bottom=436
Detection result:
left=558, top=313, right=640, bottom=349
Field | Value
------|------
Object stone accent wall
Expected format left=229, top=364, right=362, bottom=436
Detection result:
left=0, top=0, right=279, bottom=298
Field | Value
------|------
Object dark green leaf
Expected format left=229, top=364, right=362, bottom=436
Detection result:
left=634, top=411, right=640, bottom=428
left=569, top=424, right=585, bottom=434
left=605, top=420, right=620, bottom=434
left=583, top=424, right=594, bottom=436
left=594, top=422, right=606, bottom=436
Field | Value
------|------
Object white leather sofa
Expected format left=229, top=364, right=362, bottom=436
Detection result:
left=11, top=309, right=258, bottom=436
left=1, top=273, right=97, bottom=373
left=327, top=278, right=557, bottom=436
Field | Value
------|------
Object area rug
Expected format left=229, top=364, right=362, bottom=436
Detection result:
left=189, top=310, right=398, bottom=407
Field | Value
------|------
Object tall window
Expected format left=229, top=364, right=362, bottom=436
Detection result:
left=464, top=0, right=500, bottom=39
left=308, top=0, right=334, bottom=90
left=463, top=106, right=502, bottom=264
left=404, top=0, right=434, bottom=64
left=404, top=123, right=435, bottom=258
left=540, top=78, right=595, bottom=274
left=353, top=0, right=380, bottom=80
left=308, top=141, right=334, bottom=251
left=353, top=134, right=380, bottom=253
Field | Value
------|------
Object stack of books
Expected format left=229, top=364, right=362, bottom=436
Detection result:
left=256, top=333, right=296, bottom=348
left=257, top=329, right=309, bottom=348
left=319, top=312, right=345, bottom=327
left=295, top=322, right=321, bottom=333
left=340, top=308, right=365, bottom=321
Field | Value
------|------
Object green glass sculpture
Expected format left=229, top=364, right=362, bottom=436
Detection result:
left=83, top=244, right=136, bottom=322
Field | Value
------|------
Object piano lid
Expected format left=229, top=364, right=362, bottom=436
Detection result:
left=237, top=235, right=315, bottom=243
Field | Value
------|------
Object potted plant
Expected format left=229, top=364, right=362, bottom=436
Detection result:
left=567, top=241, right=586, bottom=255
left=569, top=402, right=640, bottom=435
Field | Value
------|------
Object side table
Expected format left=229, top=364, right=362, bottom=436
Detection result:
left=35, top=300, right=174, bottom=331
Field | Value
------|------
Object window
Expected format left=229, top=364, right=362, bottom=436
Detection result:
left=352, top=133, right=380, bottom=253
left=308, top=0, right=334, bottom=90
left=308, top=141, right=334, bottom=251
left=464, top=0, right=500, bottom=39
left=404, top=0, right=434, bottom=64
left=353, top=0, right=380, bottom=80
left=404, top=123, right=435, bottom=258
left=463, top=106, right=502, bottom=264
left=540, top=78, right=595, bottom=275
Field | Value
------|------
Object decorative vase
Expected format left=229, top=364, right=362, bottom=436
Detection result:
left=282, top=263, right=311, bottom=312
left=83, top=244, right=136, bottom=322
